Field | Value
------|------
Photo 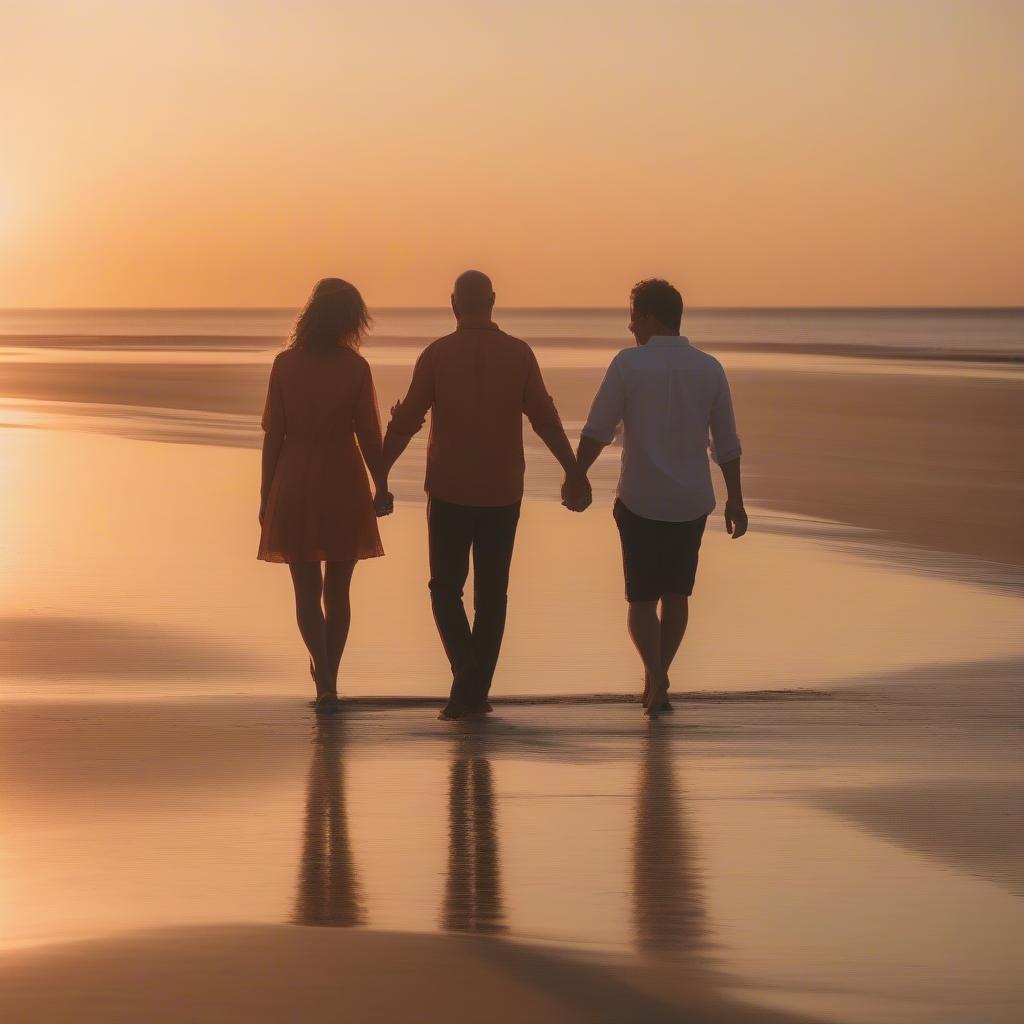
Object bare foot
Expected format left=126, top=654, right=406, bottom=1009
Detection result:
left=643, top=672, right=672, bottom=712
left=311, top=693, right=340, bottom=714
left=644, top=673, right=670, bottom=719
left=439, top=700, right=489, bottom=721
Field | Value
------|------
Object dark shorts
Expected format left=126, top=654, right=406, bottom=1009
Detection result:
left=613, top=499, right=708, bottom=603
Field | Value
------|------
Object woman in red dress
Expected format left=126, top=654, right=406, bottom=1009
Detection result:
left=258, top=279, right=393, bottom=708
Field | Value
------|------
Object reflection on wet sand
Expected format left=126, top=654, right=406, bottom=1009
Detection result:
left=442, top=730, right=506, bottom=935
left=633, top=728, right=708, bottom=958
left=294, top=715, right=364, bottom=927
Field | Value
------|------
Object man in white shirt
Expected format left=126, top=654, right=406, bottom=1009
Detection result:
left=575, top=279, right=748, bottom=718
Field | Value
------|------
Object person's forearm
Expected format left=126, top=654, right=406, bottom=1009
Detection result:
left=536, top=422, right=581, bottom=477
left=575, top=434, right=607, bottom=475
left=355, top=426, right=385, bottom=490
left=719, top=456, right=744, bottom=505
left=260, top=433, right=284, bottom=506
left=378, top=425, right=414, bottom=488
left=361, top=444, right=385, bottom=491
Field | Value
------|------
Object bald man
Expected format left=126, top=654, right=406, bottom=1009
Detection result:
left=380, top=271, right=590, bottom=720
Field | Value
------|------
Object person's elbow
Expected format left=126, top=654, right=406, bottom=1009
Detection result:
left=387, top=403, right=426, bottom=439
left=581, top=423, right=615, bottom=447
left=711, top=441, right=742, bottom=465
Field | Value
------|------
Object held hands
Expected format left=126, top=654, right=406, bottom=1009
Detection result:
left=725, top=500, right=748, bottom=539
left=374, top=489, right=395, bottom=517
left=561, top=471, right=592, bottom=513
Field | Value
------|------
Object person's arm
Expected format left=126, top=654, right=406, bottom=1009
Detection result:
left=719, top=456, right=746, bottom=537
left=709, top=366, right=747, bottom=539
left=353, top=363, right=392, bottom=516
left=379, top=346, right=435, bottom=496
left=575, top=356, right=624, bottom=489
left=259, top=358, right=286, bottom=525
left=575, top=434, right=608, bottom=476
left=523, top=351, right=590, bottom=511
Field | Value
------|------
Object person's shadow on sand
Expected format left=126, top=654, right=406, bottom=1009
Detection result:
left=633, top=727, right=708, bottom=957
left=442, top=730, right=507, bottom=935
left=293, top=714, right=365, bottom=927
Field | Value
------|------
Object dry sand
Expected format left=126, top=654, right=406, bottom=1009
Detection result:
left=0, top=925, right=835, bottom=1024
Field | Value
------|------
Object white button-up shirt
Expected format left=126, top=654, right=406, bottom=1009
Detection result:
left=582, top=336, right=741, bottom=523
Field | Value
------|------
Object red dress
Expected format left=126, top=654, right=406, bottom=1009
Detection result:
left=257, top=347, right=384, bottom=563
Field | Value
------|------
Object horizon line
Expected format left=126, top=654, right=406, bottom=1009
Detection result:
left=2, top=304, right=1022, bottom=314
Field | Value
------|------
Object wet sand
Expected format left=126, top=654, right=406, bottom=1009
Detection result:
left=1, top=338, right=1022, bottom=1022
left=2, top=429, right=1021, bottom=699
left=2, top=351, right=1022, bottom=569
left=0, top=691, right=1020, bottom=1024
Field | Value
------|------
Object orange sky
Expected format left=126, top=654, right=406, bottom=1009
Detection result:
left=2, top=0, right=1022, bottom=308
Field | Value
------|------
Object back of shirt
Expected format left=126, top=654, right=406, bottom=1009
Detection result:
left=582, top=336, right=741, bottom=522
left=388, top=324, right=563, bottom=507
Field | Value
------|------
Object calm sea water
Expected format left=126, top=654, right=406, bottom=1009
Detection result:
left=1, top=307, right=1021, bottom=360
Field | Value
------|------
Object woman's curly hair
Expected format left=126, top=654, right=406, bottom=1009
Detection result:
left=287, top=278, right=372, bottom=354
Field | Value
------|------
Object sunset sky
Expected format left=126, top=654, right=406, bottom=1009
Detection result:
left=2, top=0, right=1022, bottom=308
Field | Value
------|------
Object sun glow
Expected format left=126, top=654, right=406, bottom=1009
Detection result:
left=0, top=190, right=16, bottom=244
left=2, top=2, right=1022, bottom=307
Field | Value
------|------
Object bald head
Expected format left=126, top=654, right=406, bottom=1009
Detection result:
left=452, top=270, right=495, bottom=320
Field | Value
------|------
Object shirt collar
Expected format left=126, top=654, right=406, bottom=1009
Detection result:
left=456, top=320, right=501, bottom=332
left=646, top=335, right=689, bottom=348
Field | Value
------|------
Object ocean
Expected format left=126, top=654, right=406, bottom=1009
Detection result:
left=1, top=306, right=1021, bottom=360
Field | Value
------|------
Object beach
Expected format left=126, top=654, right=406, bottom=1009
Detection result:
left=0, top=691, right=1020, bottom=1023
left=3, top=310, right=1021, bottom=573
left=1, top=309, right=1022, bottom=1022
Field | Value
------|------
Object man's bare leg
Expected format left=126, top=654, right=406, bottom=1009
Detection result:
left=643, top=594, right=689, bottom=709
left=656, top=594, right=688, bottom=710
left=627, top=600, right=669, bottom=718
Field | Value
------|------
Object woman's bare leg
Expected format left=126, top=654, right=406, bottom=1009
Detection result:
left=289, top=562, right=331, bottom=699
left=323, top=560, right=356, bottom=695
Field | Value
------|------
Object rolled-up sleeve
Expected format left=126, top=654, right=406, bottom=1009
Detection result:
left=261, top=356, right=285, bottom=435
left=388, top=345, right=435, bottom=437
left=581, top=357, right=624, bottom=444
left=523, top=350, right=563, bottom=437
left=708, top=365, right=741, bottom=464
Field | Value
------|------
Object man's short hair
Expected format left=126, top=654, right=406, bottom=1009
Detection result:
left=630, top=279, right=683, bottom=332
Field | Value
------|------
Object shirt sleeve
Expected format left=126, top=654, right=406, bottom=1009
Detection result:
left=581, top=356, right=624, bottom=444
left=261, top=356, right=285, bottom=435
left=708, top=364, right=742, bottom=464
left=387, top=345, right=435, bottom=437
left=522, top=349, right=564, bottom=437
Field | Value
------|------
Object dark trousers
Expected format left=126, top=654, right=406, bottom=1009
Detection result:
left=428, top=497, right=521, bottom=710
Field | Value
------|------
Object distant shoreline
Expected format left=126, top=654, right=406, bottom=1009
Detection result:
left=4, top=333, right=1021, bottom=364
left=2, top=304, right=1023, bottom=314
